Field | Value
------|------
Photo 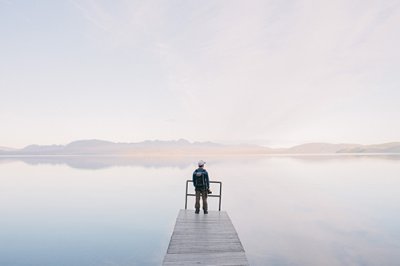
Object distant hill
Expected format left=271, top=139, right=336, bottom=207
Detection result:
left=337, top=142, right=400, bottom=153
left=0, top=140, right=399, bottom=155
left=0, top=146, right=16, bottom=152
left=286, top=142, right=400, bottom=154
left=0, top=139, right=271, bottom=155
left=286, top=143, right=361, bottom=153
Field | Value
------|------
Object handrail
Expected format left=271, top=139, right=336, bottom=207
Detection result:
left=185, top=180, right=222, bottom=211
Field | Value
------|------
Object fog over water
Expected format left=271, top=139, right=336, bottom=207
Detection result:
left=1, top=155, right=399, bottom=265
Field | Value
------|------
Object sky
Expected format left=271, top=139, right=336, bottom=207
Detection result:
left=1, top=0, right=399, bottom=148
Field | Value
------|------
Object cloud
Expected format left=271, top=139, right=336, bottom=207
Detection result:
left=69, top=0, right=111, bottom=31
left=2, top=0, right=400, bottom=146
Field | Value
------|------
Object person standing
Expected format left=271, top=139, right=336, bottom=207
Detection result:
left=192, top=160, right=210, bottom=214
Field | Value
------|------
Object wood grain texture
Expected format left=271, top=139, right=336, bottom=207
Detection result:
left=163, top=209, right=249, bottom=266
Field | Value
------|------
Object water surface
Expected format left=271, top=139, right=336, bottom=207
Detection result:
left=1, top=155, right=399, bottom=265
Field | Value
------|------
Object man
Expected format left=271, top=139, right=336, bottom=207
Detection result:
left=192, top=160, right=210, bottom=214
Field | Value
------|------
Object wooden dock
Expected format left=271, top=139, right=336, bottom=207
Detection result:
left=163, top=209, right=249, bottom=266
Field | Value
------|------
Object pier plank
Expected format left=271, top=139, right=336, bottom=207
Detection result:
left=163, top=209, right=249, bottom=266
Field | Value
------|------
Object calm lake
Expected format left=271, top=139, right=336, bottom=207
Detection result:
left=1, top=155, right=399, bottom=266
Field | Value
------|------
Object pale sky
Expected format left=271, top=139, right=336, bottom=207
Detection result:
left=1, top=0, right=399, bottom=148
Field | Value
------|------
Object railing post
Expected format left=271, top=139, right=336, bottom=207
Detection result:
left=185, top=180, right=222, bottom=211
left=185, top=180, right=189, bottom=210
left=219, top=182, right=222, bottom=211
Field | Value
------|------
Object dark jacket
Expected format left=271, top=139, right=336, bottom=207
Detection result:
left=192, top=168, right=209, bottom=190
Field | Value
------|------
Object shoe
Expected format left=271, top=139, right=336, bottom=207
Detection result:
left=195, top=209, right=200, bottom=214
left=204, top=210, right=208, bottom=214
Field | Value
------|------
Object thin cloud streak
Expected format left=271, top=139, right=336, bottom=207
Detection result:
left=0, top=0, right=399, bottom=147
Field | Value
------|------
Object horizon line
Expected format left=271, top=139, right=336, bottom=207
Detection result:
left=2, top=138, right=400, bottom=151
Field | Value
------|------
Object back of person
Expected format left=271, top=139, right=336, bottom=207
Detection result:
left=193, top=168, right=208, bottom=190
left=192, top=160, right=210, bottom=214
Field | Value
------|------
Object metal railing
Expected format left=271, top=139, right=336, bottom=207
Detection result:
left=185, top=180, right=222, bottom=211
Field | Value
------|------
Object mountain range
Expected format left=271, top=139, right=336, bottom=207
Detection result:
left=0, top=139, right=400, bottom=155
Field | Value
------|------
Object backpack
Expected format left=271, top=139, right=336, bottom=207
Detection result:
left=194, top=171, right=206, bottom=188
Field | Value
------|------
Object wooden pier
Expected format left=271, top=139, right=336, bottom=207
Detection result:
left=163, top=209, right=249, bottom=266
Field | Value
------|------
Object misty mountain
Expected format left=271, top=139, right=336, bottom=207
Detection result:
left=1, top=140, right=399, bottom=155
left=337, top=142, right=400, bottom=153
left=1, top=139, right=269, bottom=155
left=287, top=143, right=361, bottom=153
left=0, top=146, right=16, bottom=152
left=286, top=142, right=400, bottom=153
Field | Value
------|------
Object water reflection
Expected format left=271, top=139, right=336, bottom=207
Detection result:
left=0, top=155, right=194, bottom=170
left=1, top=154, right=399, bottom=170
left=0, top=155, right=399, bottom=265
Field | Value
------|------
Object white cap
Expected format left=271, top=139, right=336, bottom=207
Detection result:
left=198, top=160, right=206, bottom=167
